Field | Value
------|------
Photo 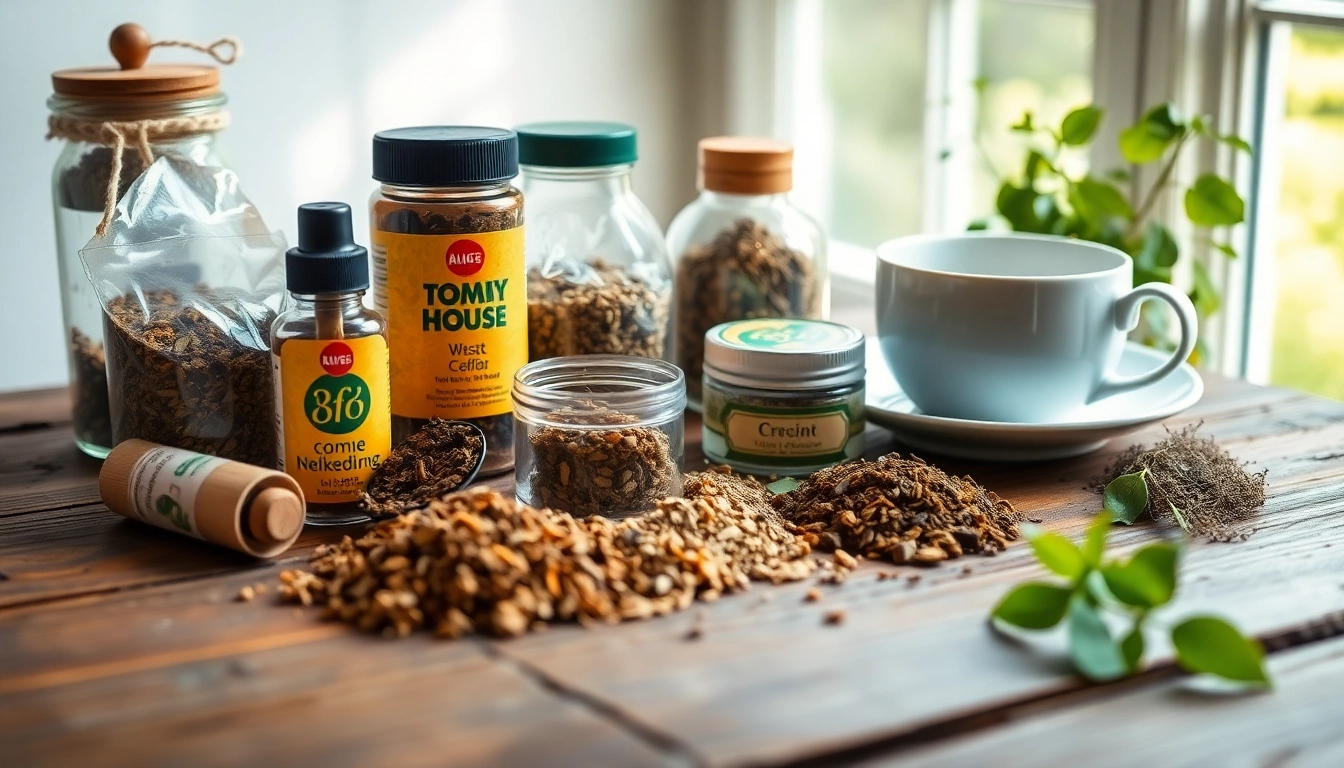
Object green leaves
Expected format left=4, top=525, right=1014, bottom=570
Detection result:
left=1120, top=102, right=1186, bottom=164
left=989, top=507, right=1270, bottom=688
left=1172, top=617, right=1271, bottom=686
left=1029, top=530, right=1088, bottom=579
left=1185, top=174, right=1245, bottom=227
left=1068, top=597, right=1129, bottom=681
left=1104, top=471, right=1150, bottom=525
left=1101, top=544, right=1179, bottom=609
left=993, top=583, right=1073, bottom=629
left=1061, top=106, right=1103, bottom=146
left=1070, top=177, right=1132, bottom=221
left=976, top=98, right=1251, bottom=340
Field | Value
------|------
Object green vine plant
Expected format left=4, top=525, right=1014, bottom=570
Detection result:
left=991, top=505, right=1270, bottom=687
left=972, top=100, right=1252, bottom=360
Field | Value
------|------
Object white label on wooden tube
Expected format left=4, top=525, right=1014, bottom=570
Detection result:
left=127, top=445, right=225, bottom=540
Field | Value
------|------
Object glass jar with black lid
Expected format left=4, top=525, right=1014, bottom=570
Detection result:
left=369, top=126, right=525, bottom=475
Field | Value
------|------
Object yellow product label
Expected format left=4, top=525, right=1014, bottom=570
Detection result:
left=372, top=227, right=526, bottom=420
left=275, top=335, right=391, bottom=504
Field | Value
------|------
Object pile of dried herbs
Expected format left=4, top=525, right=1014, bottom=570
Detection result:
left=525, top=408, right=677, bottom=518
left=527, top=261, right=669, bottom=361
left=279, top=484, right=814, bottom=638
left=103, top=288, right=276, bottom=467
left=674, top=218, right=821, bottom=400
left=363, top=419, right=485, bottom=516
left=775, top=453, right=1023, bottom=565
left=1103, top=424, right=1267, bottom=541
left=69, top=327, right=112, bottom=448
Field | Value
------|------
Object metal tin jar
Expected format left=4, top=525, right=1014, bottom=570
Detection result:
left=701, top=318, right=865, bottom=476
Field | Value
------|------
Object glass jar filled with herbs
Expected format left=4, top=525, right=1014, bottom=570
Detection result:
left=47, top=23, right=236, bottom=457
left=369, top=126, right=525, bottom=476
left=513, top=355, right=685, bottom=519
left=517, top=122, right=672, bottom=363
left=667, top=137, right=828, bottom=409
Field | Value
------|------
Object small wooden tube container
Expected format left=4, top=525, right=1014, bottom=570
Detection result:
left=100, top=439, right=305, bottom=557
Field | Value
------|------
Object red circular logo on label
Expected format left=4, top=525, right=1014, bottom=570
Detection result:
left=320, top=342, right=354, bottom=376
left=446, top=239, right=486, bottom=276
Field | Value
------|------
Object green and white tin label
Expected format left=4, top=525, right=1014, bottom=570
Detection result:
left=713, top=318, right=854, bottom=352
left=127, top=445, right=224, bottom=540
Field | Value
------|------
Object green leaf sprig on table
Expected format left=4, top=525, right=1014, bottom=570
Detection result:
left=990, top=512, right=1271, bottom=687
left=973, top=101, right=1252, bottom=360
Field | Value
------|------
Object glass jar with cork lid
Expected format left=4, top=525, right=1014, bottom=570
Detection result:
left=667, top=137, right=828, bottom=409
left=47, top=23, right=237, bottom=458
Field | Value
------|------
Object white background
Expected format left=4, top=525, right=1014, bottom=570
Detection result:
left=1, top=0, right=724, bottom=392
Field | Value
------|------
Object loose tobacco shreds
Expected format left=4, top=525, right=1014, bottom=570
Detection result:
left=1104, top=424, right=1267, bottom=541
left=363, top=419, right=484, bottom=516
left=279, top=485, right=814, bottom=639
left=774, top=453, right=1023, bottom=566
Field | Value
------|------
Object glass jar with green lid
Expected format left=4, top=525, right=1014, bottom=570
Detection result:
left=701, top=318, right=865, bottom=476
left=516, top=121, right=671, bottom=363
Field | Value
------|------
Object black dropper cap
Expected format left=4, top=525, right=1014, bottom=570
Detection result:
left=286, top=202, right=369, bottom=294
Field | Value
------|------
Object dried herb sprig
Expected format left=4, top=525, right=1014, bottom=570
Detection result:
left=1102, top=424, right=1267, bottom=540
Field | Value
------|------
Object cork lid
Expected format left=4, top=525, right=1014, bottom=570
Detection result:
left=51, top=23, right=223, bottom=101
left=699, top=136, right=793, bottom=195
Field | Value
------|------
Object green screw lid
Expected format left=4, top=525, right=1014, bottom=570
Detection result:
left=516, top=121, right=637, bottom=168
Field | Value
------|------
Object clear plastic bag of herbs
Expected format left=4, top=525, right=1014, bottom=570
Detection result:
left=80, top=158, right=287, bottom=467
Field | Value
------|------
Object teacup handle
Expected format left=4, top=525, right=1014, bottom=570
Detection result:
left=1090, top=282, right=1198, bottom=403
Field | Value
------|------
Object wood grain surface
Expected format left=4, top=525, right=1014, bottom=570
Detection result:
left=2, top=377, right=1343, bottom=767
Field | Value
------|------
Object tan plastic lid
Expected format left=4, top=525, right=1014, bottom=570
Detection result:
left=51, top=23, right=221, bottom=101
left=699, top=136, right=793, bottom=195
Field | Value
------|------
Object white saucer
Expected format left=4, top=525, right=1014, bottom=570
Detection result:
left=864, top=342, right=1204, bottom=462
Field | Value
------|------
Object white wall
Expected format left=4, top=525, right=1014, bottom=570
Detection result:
left=0, top=0, right=716, bottom=392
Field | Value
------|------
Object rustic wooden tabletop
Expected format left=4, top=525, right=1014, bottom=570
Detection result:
left=3, top=376, right=1344, bottom=767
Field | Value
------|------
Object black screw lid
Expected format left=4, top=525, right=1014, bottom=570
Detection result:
left=286, top=202, right=369, bottom=295
left=372, top=126, right=519, bottom=186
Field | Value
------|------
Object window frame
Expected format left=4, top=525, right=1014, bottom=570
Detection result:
left=739, top=0, right=1344, bottom=382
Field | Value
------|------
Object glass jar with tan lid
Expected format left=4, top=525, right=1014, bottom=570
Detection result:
left=48, top=23, right=237, bottom=458
left=667, top=137, right=828, bottom=409
left=701, top=318, right=864, bottom=477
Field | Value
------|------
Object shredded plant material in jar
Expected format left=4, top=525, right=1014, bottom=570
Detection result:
left=527, top=261, right=669, bottom=361
left=363, top=419, right=485, bottom=516
left=103, top=288, right=276, bottom=467
left=675, top=218, right=821, bottom=401
left=1103, top=423, right=1267, bottom=541
left=527, top=407, right=677, bottom=518
left=70, top=327, right=112, bottom=448
left=278, top=485, right=814, bottom=638
left=774, top=453, right=1023, bottom=566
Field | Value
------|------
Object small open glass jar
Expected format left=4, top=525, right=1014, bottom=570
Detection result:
left=513, top=355, right=685, bottom=518
left=702, top=318, right=865, bottom=476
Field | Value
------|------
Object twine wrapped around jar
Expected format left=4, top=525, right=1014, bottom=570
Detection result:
left=46, top=111, right=231, bottom=237
left=45, top=33, right=240, bottom=237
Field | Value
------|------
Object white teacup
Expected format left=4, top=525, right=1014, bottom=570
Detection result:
left=875, top=233, right=1197, bottom=424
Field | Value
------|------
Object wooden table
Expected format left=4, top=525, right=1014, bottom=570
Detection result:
left=4, top=376, right=1344, bottom=767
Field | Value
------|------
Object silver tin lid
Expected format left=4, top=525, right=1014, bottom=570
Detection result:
left=703, top=318, right=865, bottom=390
